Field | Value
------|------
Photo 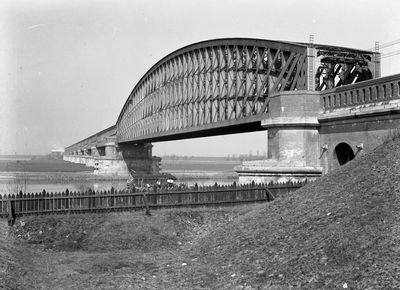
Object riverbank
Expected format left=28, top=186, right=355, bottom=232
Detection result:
left=0, top=157, right=240, bottom=182
left=0, top=170, right=238, bottom=182
left=0, top=171, right=128, bottom=181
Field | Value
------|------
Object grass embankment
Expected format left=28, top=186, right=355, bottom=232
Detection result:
left=2, top=137, right=400, bottom=289
left=2, top=208, right=249, bottom=289
left=0, top=220, right=22, bottom=289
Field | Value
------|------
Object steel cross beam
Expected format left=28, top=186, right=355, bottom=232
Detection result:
left=116, top=38, right=309, bottom=144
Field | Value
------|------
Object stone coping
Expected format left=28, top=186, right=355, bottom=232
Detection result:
left=234, top=165, right=322, bottom=174
left=319, top=99, right=400, bottom=122
left=261, top=116, right=320, bottom=128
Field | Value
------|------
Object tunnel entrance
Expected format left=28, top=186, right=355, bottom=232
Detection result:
left=335, top=143, right=355, bottom=165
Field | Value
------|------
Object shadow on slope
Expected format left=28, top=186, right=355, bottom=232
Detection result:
left=192, top=139, right=400, bottom=289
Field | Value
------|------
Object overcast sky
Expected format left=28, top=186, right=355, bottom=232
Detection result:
left=1, top=0, right=399, bottom=156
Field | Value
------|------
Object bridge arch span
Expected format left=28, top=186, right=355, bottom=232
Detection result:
left=116, top=38, right=310, bottom=144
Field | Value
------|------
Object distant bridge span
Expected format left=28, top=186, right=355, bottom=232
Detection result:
left=64, top=37, right=400, bottom=183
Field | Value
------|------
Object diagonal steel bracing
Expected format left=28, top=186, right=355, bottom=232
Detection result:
left=117, top=38, right=309, bottom=144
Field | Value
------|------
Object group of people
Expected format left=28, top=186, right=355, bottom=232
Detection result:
left=315, top=62, right=372, bottom=90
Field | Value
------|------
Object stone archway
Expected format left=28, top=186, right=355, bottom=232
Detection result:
left=334, top=142, right=355, bottom=165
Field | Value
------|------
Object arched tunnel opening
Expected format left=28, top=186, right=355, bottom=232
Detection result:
left=335, top=142, right=355, bottom=165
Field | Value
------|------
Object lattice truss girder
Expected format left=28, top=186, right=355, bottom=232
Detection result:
left=117, top=40, right=308, bottom=142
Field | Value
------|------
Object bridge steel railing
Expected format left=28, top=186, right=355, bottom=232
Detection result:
left=320, top=73, right=400, bottom=111
left=116, top=38, right=310, bottom=143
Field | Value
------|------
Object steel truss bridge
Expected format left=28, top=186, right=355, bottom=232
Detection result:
left=116, top=38, right=376, bottom=144
left=64, top=38, right=378, bottom=154
left=117, top=38, right=313, bottom=143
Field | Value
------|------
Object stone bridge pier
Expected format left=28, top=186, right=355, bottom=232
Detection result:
left=235, top=91, right=323, bottom=183
left=63, top=131, right=161, bottom=177
left=90, top=138, right=161, bottom=176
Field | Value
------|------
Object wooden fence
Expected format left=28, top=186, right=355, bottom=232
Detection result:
left=0, top=180, right=306, bottom=217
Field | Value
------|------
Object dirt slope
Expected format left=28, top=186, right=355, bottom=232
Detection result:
left=2, top=137, right=400, bottom=289
left=188, top=138, right=400, bottom=289
left=0, top=219, right=25, bottom=290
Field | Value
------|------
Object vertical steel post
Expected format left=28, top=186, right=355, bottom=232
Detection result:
left=307, top=35, right=315, bottom=91
left=374, top=41, right=381, bottom=78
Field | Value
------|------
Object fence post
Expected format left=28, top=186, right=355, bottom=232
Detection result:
left=265, top=188, right=275, bottom=201
left=8, top=199, right=16, bottom=226
left=65, top=189, right=70, bottom=211
left=34, top=193, right=38, bottom=214
left=50, top=192, right=54, bottom=213
left=142, top=192, right=151, bottom=216
left=41, top=190, right=46, bottom=212
left=18, top=190, right=23, bottom=214
left=88, top=188, right=93, bottom=211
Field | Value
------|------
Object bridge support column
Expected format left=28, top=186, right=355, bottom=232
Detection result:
left=94, top=137, right=128, bottom=175
left=94, top=139, right=161, bottom=177
left=80, top=149, right=86, bottom=165
left=105, top=137, right=118, bottom=158
left=72, top=150, right=81, bottom=164
left=235, top=91, right=323, bottom=183
left=85, top=146, right=99, bottom=167
left=79, top=149, right=87, bottom=164
left=119, top=143, right=161, bottom=177
left=74, top=151, right=80, bottom=163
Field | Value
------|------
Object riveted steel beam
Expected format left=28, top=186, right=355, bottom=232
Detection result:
left=117, top=38, right=309, bottom=144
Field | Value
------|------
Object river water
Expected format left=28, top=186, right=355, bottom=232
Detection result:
left=0, top=156, right=239, bottom=196
left=0, top=177, right=238, bottom=196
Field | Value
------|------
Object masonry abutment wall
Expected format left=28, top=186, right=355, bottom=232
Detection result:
left=235, top=91, right=323, bottom=183
left=118, top=143, right=160, bottom=175
left=318, top=74, right=400, bottom=174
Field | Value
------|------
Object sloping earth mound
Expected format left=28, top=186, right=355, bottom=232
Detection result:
left=185, top=139, right=400, bottom=289
left=3, top=137, right=400, bottom=289
left=0, top=220, right=23, bottom=290
left=5, top=207, right=248, bottom=289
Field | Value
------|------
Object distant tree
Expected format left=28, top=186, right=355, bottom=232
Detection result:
left=2, top=171, right=28, bottom=196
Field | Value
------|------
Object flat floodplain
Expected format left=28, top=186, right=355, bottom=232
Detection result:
left=161, top=158, right=241, bottom=172
left=0, top=157, right=93, bottom=173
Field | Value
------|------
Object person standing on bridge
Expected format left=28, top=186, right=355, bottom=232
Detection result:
left=355, top=64, right=372, bottom=83
left=322, top=63, right=334, bottom=89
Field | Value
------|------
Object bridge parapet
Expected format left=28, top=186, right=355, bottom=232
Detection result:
left=320, top=74, right=400, bottom=112
left=64, top=125, right=116, bottom=156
